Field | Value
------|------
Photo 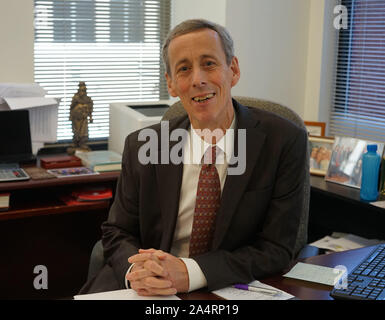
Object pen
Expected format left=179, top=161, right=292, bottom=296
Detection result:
left=233, top=284, right=279, bottom=295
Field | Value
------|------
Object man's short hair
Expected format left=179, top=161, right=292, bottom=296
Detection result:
left=162, top=19, right=234, bottom=76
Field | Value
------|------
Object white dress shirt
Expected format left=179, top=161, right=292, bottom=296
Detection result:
left=171, top=114, right=236, bottom=291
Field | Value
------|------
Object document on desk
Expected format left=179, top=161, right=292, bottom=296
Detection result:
left=310, top=233, right=384, bottom=252
left=74, top=289, right=181, bottom=300
left=212, top=280, right=294, bottom=300
left=283, top=262, right=345, bottom=286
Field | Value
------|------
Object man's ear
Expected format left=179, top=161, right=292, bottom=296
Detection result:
left=165, top=72, right=178, bottom=97
left=230, top=56, right=240, bottom=87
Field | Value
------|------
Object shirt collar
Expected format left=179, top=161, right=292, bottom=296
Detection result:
left=185, top=112, right=236, bottom=165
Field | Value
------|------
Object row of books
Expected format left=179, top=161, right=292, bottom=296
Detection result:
left=40, top=150, right=122, bottom=174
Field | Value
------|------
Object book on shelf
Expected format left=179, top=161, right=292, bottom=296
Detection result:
left=75, top=150, right=122, bottom=172
left=60, top=187, right=112, bottom=206
left=60, top=195, right=107, bottom=206
left=40, top=155, right=82, bottom=169
left=72, top=187, right=113, bottom=201
left=0, top=193, right=10, bottom=211
left=47, top=167, right=99, bottom=178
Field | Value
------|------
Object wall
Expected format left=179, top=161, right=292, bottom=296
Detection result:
left=0, top=0, right=34, bottom=83
left=172, top=0, right=338, bottom=124
left=225, top=0, right=310, bottom=117
left=303, top=0, right=339, bottom=135
left=171, top=0, right=227, bottom=27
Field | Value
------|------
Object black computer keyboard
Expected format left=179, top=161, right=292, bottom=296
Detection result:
left=330, top=244, right=385, bottom=300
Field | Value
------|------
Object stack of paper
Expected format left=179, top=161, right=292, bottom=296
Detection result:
left=75, top=150, right=122, bottom=172
left=0, top=83, right=60, bottom=153
left=212, top=280, right=294, bottom=300
left=310, top=233, right=384, bottom=252
left=283, top=262, right=346, bottom=286
left=74, top=289, right=180, bottom=300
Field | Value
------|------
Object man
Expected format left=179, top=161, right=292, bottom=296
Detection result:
left=79, top=19, right=308, bottom=295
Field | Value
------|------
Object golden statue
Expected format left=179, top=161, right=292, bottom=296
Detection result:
left=67, top=81, right=93, bottom=155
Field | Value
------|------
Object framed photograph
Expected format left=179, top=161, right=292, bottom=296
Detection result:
left=325, top=136, right=385, bottom=189
left=309, top=136, right=335, bottom=176
left=304, top=121, right=326, bottom=137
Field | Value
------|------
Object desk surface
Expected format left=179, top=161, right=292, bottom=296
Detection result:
left=0, top=169, right=120, bottom=192
left=179, top=246, right=374, bottom=300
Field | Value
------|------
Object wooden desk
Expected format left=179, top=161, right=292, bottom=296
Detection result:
left=0, top=170, right=119, bottom=299
left=179, top=246, right=374, bottom=300
left=262, top=245, right=374, bottom=300
left=0, top=171, right=379, bottom=299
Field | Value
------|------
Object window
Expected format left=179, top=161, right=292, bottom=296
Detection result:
left=34, top=0, right=170, bottom=141
left=330, top=0, right=385, bottom=141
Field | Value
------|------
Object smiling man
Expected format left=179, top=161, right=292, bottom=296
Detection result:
left=165, top=26, right=240, bottom=137
left=79, top=19, right=308, bottom=296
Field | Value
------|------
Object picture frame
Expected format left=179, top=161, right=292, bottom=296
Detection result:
left=325, top=136, right=385, bottom=189
left=309, top=136, right=335, bottom=176
left=304, top=121, right=326, bottom=137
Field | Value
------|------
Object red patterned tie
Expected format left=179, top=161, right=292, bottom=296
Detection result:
left=189, top=146, right=221, bottom=257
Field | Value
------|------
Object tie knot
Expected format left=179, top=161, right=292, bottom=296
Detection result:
left=202, top=145, right=217, bottom=165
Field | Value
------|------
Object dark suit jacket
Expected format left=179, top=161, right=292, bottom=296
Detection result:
left=83, top=99, right=307, bottom=293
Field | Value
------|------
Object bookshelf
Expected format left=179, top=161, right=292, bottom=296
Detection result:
left=0, top=168, right=119, bottom=299
left=0, top=170, right=119, bottom=221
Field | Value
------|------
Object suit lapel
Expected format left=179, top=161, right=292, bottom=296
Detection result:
left=212, top=101, right=266, bottom=248
left=156, top=116, right=189, bottom=250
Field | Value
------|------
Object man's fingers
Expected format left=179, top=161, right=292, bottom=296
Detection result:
left=139, top=248, right=166, bottom=258
left=128, top=252, right=166, bottom=277
left=128, top=251, right=164, bottom=264
left=138, top=248, right=157, bottom=253
left=143, top=276, right=172, bottom=289
left=143, top=259, right=166, bottom=276
left=128, top=252, right=154, bottom=264
left=130, top=276, right=176, bottom=296
left=126, top=268, right=154, bottom=281
left=137, top=287, right=177, bottom=296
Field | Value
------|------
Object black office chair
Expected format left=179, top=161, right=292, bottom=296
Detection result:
left=87, top=96, right=318, bottom=281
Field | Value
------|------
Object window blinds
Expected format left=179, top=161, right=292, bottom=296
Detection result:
left=330, top=0, right=385, bottom=142
left=34, top=0, right=170, bottom=141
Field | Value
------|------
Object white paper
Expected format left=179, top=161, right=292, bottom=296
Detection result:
left=310, top=234, right=384, bottom=252
left=283, top=262, right=345, bottom=286
left=0, top=83, right=60, bottom=145
left=3, top=97, right=57, bottom=110
left=0, top=83, right=46, bottom=104
left=371, top=200, right=385, bottom=209
left=74, top=288, right=181, bottom=300
left=28, top=103, right=58, bottom=142
left=1, top=97, right=59, bottom=143
left=212, top=280, right=293, bottom=300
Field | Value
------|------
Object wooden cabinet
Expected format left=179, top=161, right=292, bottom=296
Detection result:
left=0, top=170, right=119, bottom=299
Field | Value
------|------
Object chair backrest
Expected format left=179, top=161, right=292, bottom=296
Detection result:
left=161, top=96, right=310, bottom=256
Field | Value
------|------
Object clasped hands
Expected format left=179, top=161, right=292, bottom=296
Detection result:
left=126, top=249, right=189, bottom=296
